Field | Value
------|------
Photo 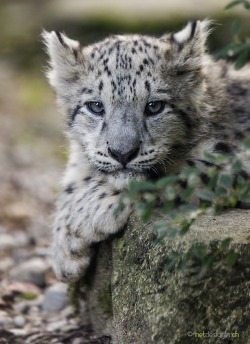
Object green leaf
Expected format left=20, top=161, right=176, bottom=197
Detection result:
left=168, top=227, right=178, bottom=239
left=244, top=1, right=250, bottom=9
left=181, top=186, right=194, bottom=202
left=225, top=0, right=244, bottom=9
left=235, top=48, right=250, bottom=69
left=220, top=238, right=232, bottom=250
left=232, top=160, right=243, bottom=173
left=243, top=137, right=250, bottom=149
left=189, top=244, right=207, bottom=259
left=197, top=190, right=214, bottom=202
left=163, top=200, right=175, bottom=213
left=239, top=194, right=250, bottom=203
left=165, top=187, right=177, bottom=201
left=225, top=250, right=238, bottom=266
left=179, top=204, right=199, bottom=212
left=134, top=202, right=153, bottom=222
left=156, top=175, right=179, bottom=189
left=215, top=186, right=228, bottom=196
left=179, top=222, right=192, bottom=235
left=231, top=19, right=241, bottom=34
left=214, top=43, right=236, bottom=59
left=219, top=174, right=233, bottom=189
left=180, top=167, right=201, bottom=178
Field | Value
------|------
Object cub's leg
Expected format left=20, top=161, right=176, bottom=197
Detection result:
left=53, top=158, right=131, bottom=282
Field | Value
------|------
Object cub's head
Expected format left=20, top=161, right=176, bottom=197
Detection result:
left=43, top=20, right=211, bottom=188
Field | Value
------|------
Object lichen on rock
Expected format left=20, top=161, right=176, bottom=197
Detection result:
left=86, top=210, right=250, bottom=344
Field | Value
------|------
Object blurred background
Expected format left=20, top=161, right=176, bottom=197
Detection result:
left=0, top=0, right=249, bottom=340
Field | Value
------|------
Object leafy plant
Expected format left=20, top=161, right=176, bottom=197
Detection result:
left=215, top=0, right=250, bottom=69
left=117, top=140, right=250, bottom=272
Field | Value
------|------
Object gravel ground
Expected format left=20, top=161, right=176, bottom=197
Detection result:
left=0, top=63, right=109, bottom=343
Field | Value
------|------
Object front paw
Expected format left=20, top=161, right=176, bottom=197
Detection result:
left=52, top=250, right=90, bottom=282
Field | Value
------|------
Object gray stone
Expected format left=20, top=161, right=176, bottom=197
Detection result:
left=86, top=209, right=250, bottom=344
left=13, top=315, right=26, bottom=328
left=9, top=258, right=49, bottom=287
left=0, top=233, right=19, bottom=250
left=46, top=319, right=67, bottom=332
left=42, top=283, right=68, bottom=312
left=0, top=311, right=12, bottom=328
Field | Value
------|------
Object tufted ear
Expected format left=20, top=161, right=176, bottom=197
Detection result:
left=167, top=19, right=212, bottom=72
left=42, top=30, right=83, bottom=89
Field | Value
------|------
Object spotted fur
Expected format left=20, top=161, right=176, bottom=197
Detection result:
left=43, top=20, right=250, bottom=282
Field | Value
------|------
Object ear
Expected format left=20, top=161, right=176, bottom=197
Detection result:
left=168, top=19, right=212, bottom=72
left=42, top=30, right=83, bottom=88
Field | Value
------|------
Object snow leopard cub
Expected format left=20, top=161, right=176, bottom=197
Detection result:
left=43, top=20, right=250, bottom=282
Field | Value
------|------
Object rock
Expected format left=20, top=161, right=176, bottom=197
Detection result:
left=0, top=257, right=14, bottom=272
left=0, top=233, right=19, bottom=250
left=8, top=328, right=27, bottom=336
left=42, top=283, right=68, bottom=312
left=86, top=209, right=250, bottom=344
left=46, top=319, right=68, bottom=332
left=13, top=315, right=26, bottom=328
left=14, top=302, right=29, bottom=314
left=0, top=311, right=12, bottom=328
left=7, top=281, right=41, bottom=296
left=9, top=258, right=49, bottom=287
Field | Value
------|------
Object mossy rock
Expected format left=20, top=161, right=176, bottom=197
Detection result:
left=85, top=209, right=250, bottom=344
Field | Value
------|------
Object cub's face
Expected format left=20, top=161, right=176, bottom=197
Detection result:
left=43, top=20, right=209, bottom=187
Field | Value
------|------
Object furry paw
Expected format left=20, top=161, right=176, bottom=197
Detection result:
left=52, top=249, right=90, bottom=282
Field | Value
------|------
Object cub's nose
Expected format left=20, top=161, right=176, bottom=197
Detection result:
left=108, top=146, right=140, bottom=167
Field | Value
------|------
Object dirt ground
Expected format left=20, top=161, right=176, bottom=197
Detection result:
left=0, top=63, right=109, bottom=343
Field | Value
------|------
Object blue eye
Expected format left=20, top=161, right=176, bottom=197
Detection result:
left=86, top=102, right=105, bottom=115
left=145, top=101, right=165, bottom=116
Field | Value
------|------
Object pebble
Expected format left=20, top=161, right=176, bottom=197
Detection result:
left=42, top=283, right=68, bottom=312
left=0, top=233, right=19, bottom=250
left=9, top=257, right=49, bottom=287
left=0, top=311, right=12, bottom=328
left=0, top=257, right=14, bottom=272
left=13, top=315, right=26, bottom=328
left=46, top=319, right=68, bottom=332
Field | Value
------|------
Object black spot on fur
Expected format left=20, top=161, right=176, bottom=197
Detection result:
left=65, top=184, right=74, bottom=194
left=70, top=248, right=84, bottom=258
left=99, top=192, right=107, bottom=199
left=84, top=176, right=92, bottom=182
left=234, top=131, right=245, bottom=140
left=176, top=109, right=194, bottom=130
left=214, top=142, right=232, bottom=154
left=70, top=104, right=81, bottom=125
left=145, top=80, right=150, bottom=92
left=186, top=160, right=195, bottom=167
left=101, top=121, right=106, bottom=132
left=99, top=81, right=103, bottom=92
left=82, top=88, right=93, bottom=94
left=229, top=84, right=247, bottom=96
